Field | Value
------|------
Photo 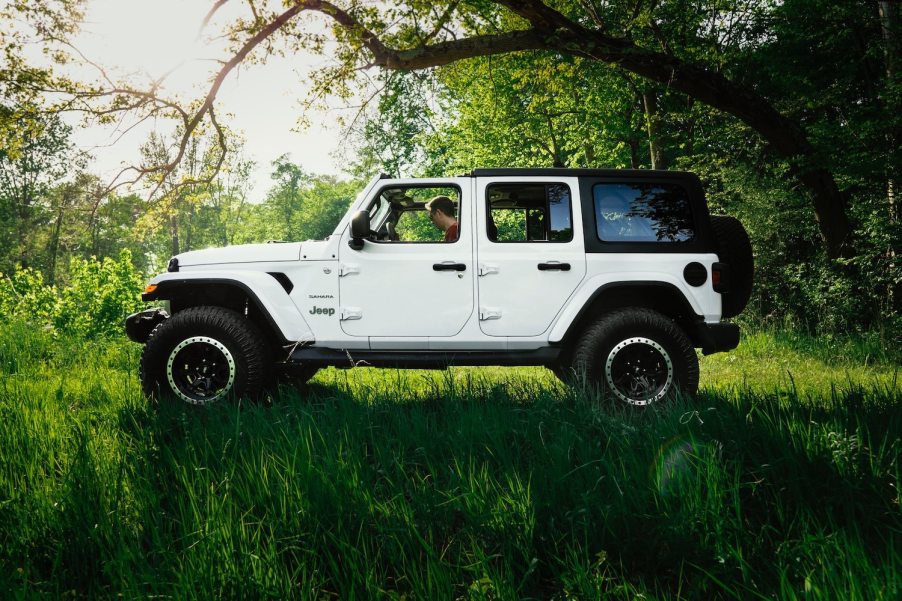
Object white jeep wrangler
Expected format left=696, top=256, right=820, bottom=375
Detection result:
left=126, top=169, right=753, bottom=406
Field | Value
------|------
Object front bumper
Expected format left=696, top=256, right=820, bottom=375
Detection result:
left=692, top=322, right=740, bottom=355
left=124, top=308, right=169, bottom=343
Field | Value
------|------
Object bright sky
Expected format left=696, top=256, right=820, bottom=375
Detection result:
left=68, top=0, right=354, bottom=202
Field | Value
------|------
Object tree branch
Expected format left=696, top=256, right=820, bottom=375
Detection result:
left=66, top=0, right=850, bottom=255
left=199, top=0, right=231, bottom=37
left=137, top=1, right=310, bottom=197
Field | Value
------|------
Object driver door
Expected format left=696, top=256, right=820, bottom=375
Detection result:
left=337, top=180, right=474, bottom=339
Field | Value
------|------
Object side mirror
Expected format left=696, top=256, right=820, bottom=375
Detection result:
left=349, top=210, right=370, bottom=250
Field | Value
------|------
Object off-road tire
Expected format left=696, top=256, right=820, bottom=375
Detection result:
left=140, top=306, right=273, bottom=404
left=711, top=215, right=754, bottom=319
left=569, top=308, right=698, bottom=405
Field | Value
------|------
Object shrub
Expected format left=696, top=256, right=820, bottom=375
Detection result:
left=0, top=266, right=58, bottom=327
left=0, top=250, right=144, bottom=339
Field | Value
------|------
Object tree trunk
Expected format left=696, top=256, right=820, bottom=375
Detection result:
left=641, top=87, right=666, bottom=169
left=170, top=214, right=180, bottom=256
left=185, top=201, right=195, bottom=252
left=879, top=0, right=899, bottom=222
left=47, top=202, right=65, bottom=285
left=583, top=142, right=596, bottom=167
left=628, top=138, right=641, bottom=169
left=879, top=1, right=899, bottom=309
left=685, top=97, right=696, bottom=159
left=15, top=192, right=32, bottom=269
left=544, top=111, right=566, bottom=167
left=880, top=1, right=899, bottom=78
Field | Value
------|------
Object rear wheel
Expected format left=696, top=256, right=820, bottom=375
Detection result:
left=140, top=306, right=273, bottom=404
left=569, top=308, right=698, bottom=405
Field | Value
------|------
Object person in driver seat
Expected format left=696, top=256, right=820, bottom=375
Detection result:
left=426, top=195, right=459, bottom=242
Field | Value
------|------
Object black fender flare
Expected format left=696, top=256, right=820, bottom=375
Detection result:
left=557, top=281, right=703, bottom=350
left=142, top=278, right=293, bottom=346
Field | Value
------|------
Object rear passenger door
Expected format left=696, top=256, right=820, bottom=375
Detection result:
left=475, top=177, right=586, bottom=337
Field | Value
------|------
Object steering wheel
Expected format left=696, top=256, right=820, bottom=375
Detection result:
left=386, top=221, right=399, bottom=241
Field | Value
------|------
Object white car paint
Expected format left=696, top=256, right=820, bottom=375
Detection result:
left=474, top=176, right=587, bottom=337
left=153, top=173, right=725, bottom=352
left=176, top=242, right=302, bottom=265
left=337, top=178, right=475, bottom=339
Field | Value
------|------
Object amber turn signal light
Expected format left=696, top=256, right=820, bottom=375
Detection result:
left=143, top=284, right=158, bottom=295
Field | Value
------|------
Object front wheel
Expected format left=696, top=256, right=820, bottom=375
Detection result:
left=140, top=306, right=273, bottom=405
left=569, top=308, right=698, bottom=406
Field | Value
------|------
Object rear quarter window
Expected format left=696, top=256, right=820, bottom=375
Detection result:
left=593, top=183, right=696, bottom=243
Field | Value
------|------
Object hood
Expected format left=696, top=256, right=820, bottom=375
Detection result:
left=176, top=242, right=303, bottom=266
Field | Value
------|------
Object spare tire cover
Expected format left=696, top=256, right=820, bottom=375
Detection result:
left=711, top=215, right=754, bottom=319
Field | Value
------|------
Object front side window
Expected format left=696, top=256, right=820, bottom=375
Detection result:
left=593, top=183, right=695, bottom=243
left=486, top=183, right=573, bottom=242
left=367, top=185, right=461, bottom=243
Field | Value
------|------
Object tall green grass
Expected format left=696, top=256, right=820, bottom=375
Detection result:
left=0, top=321, right=899, bottom=599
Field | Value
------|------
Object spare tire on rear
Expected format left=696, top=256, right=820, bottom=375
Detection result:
left=710, top=215, right=754, bottom=319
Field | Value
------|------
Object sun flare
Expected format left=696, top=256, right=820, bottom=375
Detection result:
left=81, top=0, right=211, bottom=85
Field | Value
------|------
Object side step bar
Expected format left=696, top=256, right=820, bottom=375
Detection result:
left=284, top=347, right=561, bottom=370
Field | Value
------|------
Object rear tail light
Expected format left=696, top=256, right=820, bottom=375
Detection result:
left=712, top=262, right=730, bottom=293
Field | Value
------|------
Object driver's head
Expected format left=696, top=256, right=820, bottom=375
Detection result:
left=426, top=195, right=455, bottom=219
left=426, top=195, right=456, bottom=232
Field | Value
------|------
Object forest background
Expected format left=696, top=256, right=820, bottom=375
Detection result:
left=1, top=2, right=901, bottom=598
left=0, top=0, right=898, bottom=342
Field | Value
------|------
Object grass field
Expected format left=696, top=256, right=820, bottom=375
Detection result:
left=0, top=321, right=899, bottom=599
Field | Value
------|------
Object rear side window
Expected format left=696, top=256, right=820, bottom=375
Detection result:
left=593, top=183, right=695, bottom=243
left=486, top=183, right=573, bottom=242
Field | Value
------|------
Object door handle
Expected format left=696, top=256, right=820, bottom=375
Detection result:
left=433, top=262, right=467, bottom=272
left=433, top=262, right=467, bottom=271
left=538, top=262, right=571, bottom=271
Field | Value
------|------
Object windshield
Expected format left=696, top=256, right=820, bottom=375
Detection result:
left=369, top=194, right=393, bottom=230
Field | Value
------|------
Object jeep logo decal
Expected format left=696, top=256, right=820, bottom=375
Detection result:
left=309, top=306, right=335, bottom=316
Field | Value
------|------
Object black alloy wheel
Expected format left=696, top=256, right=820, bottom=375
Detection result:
left=166, top=336, right=237, bottom=404
left=604, top=336, right=674, bottom=405
left=141, top=306, right=272, bottom=404
left=569, top=308, right=698, bottom=406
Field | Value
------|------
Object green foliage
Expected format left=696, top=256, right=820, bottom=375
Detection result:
left=0, top=326, right=899, bottom=598
left=0, top=250, right=144, bottom=339
left=248, top=155, right=359, bottom=243
left=54, top=250, right=145, bottom=338
left=0, top=0, right=897, bottom=337
left=0, top=267, right=58, bottom=327
left=394, top=208, right=444, bottom=242
left=296, top=176, right=359, bottom=240
left=0, top=111, right=85, bottom=274
left=349, top=0, right=900, bottom=334
left=349, top=71, right=439, bottom=178
left=492, top=208, right=529, bottom=242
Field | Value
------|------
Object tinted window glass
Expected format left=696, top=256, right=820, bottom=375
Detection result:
left=486, top=183, right=572, bottom=242
left=593, top=183, right=695, bottom=242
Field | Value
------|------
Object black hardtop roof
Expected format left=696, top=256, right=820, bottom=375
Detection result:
left=468, top=168, right=696, bottom=179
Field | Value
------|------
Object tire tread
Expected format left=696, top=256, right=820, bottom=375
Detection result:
left=570, top=307, right=699, bottom=401
left=140, top=306, right=272, bottom=402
